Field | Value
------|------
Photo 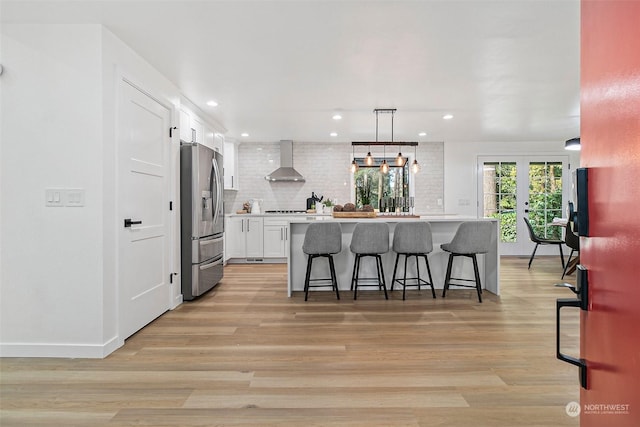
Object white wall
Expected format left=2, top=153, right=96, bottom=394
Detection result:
left=0, top=24, right=105, bottom=356
left=0, top=24, right=182, bottom=358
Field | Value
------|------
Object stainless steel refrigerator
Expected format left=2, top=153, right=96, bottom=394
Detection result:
left=180, top=142, right=224, bottom=300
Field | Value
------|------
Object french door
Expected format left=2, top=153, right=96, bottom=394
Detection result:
left=478, top=156, right=570, bottom=256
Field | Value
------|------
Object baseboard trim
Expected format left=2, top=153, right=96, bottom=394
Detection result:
left=0, top=335, right=123, bottom=359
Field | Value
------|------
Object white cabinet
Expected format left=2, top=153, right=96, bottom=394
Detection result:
left=224, top=140, right=239, bottom=190
left=225, top=216, right=246, bottom=259
left=245, top=217, right=264, bottom=258
left=263, top=218, right=289, bottom=258
left=214, top=132, right=224, bottom=154
left=225, top=216, right=264, bottom=260
left=180, top=106, right=222, bottom=152
left=266, top=217, right=298, bottom=258
left=179, top=109, right=193, bottom=142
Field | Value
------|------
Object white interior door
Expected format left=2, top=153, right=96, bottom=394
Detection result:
left=478, top=156, right=569, bottom=256
left=118, top=80, right=171, bottom=339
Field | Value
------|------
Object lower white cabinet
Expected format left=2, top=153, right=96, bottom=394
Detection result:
left=263, top=219, right=289, bottom=258
left=225, top=215, right=295, bottom=262
left=225, top=216, right=264, bottom=260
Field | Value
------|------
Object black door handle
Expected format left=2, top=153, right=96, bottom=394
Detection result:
left=555, top=265, right=589, bottom=389
left=124, top=218, right=142, bottom=228
left=556, top=297, right=587, bottom=389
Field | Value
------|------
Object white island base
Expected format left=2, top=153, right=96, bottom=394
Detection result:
left=287, top=217, right=499, bottom=298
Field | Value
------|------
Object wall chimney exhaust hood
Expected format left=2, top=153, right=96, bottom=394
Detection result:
left=265, top=140, right=305, bottom=182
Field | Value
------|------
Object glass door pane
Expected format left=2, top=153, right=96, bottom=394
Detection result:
left=482, top=162, right=517, bottom=243
left=528, top=161, right=563, bottom=240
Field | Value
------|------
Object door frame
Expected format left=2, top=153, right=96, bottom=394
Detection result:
left=477, top=155, right=571, bottom=256
left=114, top=73, right=179, bottom=345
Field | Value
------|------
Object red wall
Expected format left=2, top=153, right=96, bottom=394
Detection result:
left=581, top=0, right=640, bottom=425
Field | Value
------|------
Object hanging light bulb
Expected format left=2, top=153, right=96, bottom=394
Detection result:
left=380, top=159, right=390, bottom=174
left=411, top=159, right=420, bottom=174
left=411, top=144, right=420, bottom=174
left=350, top=159, right=359, bottom=173
left=395, top=148, right=404, bottom=166
left=380, top=140, right=389, bottom=174
left=367, top=111, right=380, bottom=166
left=349, top=145, right=359, bottom=173
left=392, top=111, right=404, bottom=166
left=365, top=151, right=374, bottom=166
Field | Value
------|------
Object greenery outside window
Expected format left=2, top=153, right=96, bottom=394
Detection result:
left=483, top=162, right=517, bottom=242
left=354, top=157, right=409, bottom=211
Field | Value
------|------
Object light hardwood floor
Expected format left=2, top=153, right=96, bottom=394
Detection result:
left=1, top=256, right=580, bottom=426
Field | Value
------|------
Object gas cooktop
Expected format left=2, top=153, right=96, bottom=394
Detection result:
left=264, top=210, right=307, bottom=214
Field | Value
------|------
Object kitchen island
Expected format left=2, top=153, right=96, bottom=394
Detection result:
left=287, top=216, right=499, bottom=298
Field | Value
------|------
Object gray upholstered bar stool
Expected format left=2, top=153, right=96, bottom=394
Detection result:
left=349, top=222, right=389, bottom=300
left=441, top=221, right=494, bottom=303
left=302, top=222, right=343, bottom=301
left=390, top=222, right=436, bottom=300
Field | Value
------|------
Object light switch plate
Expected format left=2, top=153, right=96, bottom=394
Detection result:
left=45, top=188, right=65, bottom=207
left=66, top=189, right=85, bottom=207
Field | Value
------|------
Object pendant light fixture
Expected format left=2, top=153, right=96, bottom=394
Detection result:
left=411, top=144, right=420, bottom=174
left=352, top=108, right=417, bottom=174
left=392, top=111, right=405, bottom=166
left=349, top=145, right=359, bottom=173
left=564, top=137, right=581, bottom=151
left=376, top=108, right=395, bottom=174
left=365, top=114, right=377, bottom=166
left=380, top=144, right=389, bottom=174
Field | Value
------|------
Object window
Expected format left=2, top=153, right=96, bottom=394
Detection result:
left=354, top=157, right=410, bottom=212
left=483, top=162, right=517, bottom=242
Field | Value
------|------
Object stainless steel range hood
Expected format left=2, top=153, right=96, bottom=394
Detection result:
left=265, top=140, right=305, bottom=182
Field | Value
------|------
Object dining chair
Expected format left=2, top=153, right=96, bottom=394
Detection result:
left=523, top=217, right=565, bottom=269
left=562, top=220, right=580, bottom=278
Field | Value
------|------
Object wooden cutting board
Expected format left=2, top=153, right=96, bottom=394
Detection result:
left=332, top=211, right=377, bottom=218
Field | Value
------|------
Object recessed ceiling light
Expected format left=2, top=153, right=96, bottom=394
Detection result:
left=330, top=132, right=338, bottom=137
left=443, top=114, right=454, bottom=120
left=206, top=100, right=218, bottom=107
left=332, top=114, right=342, bottom=120
left=241, top=133, right=249, bottom=137
left=418, top=132, right=427, bottom=136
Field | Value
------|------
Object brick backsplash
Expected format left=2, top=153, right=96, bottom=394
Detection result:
left=224, top=141, right=443, bottom=214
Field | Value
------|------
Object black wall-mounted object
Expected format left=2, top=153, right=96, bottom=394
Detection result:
left=556, top=265, right=589, bottom=389
left=570, top=167, right=589, bottom=237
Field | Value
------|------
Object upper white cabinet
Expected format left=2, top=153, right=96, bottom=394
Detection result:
left=224, top=140, right=239, bottom=190
left=204, top=125, right=224, bottom=153
left=179, top=103, right=224, bottom=153
left=179, top=108, right=193, bottom=142
left=191, top=115, right=204, bottom=145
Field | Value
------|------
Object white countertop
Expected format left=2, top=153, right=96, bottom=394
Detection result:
left=225, top=212, right=332, bottom=217
left=288, top=215, right=496, bottom=223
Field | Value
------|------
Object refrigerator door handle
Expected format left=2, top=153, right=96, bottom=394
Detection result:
left=211, top=157, right=222, bottom=228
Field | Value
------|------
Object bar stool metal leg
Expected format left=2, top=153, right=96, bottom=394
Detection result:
left=377, top=254, right=388, bottom=300
left=304, top=254, right=313, bottom=301
left=442, top=253, right=454, bottom=298
left=472, top=254, right=483, bottom=303
left=328, top=255, right=340, bottom=300
left=391, top=253, right=400, bottom=291
left=422, top=254, right=436, bottom=298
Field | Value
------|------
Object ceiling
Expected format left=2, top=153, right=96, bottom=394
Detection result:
left=1, top=0, right=580, bottom=144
